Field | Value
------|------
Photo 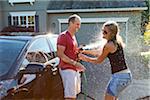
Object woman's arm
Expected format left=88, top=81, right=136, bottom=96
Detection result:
left=81, top=47, right=103, bottom=57
left=79, top=43, right=114, bottom=64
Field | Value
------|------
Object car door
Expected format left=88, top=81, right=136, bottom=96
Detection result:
left=16, top=37, right=63, bottom=99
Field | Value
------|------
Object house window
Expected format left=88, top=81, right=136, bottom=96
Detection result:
left=12, top=16, right=19, bottom=26
left=8, top=0, right=35, bottom=6
left=9, top=11, right=38, bottom=32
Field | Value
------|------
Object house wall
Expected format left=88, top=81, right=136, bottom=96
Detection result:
left=0, top=1, right=3, bottom=31
left=0, top=4, right=2, bottom=31
left=1, top=0, right=49, bottom=32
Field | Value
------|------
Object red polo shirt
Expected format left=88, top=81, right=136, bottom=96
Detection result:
left=57, top=31, right=79, bottom=71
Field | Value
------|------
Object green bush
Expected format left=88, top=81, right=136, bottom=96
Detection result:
left=144, top=30, right=150, bottom=45
left=141, top=51, right=150, bottom=66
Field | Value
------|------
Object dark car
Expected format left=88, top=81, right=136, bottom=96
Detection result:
left=0, top=33, right=64, bottom=99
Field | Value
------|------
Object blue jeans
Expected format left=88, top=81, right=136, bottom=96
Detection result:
left=106, top=73, right=132, bottom=97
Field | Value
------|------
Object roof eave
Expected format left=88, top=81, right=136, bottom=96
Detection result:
left=47, top=7, right=148, bottom=13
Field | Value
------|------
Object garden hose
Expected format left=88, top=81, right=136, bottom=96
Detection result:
left=81, top=72, right=95, bottom=100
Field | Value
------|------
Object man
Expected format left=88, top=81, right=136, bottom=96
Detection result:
left=57, top=14, right=85, bottom=100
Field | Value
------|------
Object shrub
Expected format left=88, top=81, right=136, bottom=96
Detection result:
left=144, top=30, right=150, bottom=45
left=1, top=26, right=34, bottom=32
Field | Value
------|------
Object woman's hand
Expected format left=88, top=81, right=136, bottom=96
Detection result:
left=78, top=53, right=88, bottom=61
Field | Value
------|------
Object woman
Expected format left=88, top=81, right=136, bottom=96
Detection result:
left=79, top=21, right=132, bottom=100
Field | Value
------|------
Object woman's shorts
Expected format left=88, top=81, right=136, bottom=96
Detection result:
left=106, top=73, right=132, bottom=97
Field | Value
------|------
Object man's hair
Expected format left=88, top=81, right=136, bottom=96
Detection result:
left=68, top=14, right=81, bottom=24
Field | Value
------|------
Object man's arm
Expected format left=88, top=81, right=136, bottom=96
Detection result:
left=57, top=45, right=85, bottom=71
left=57, top=45, right=76, bottom=66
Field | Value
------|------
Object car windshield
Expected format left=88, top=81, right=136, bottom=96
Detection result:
left=0, top=39, right=27, bottom=76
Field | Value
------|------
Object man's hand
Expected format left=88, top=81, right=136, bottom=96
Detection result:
left=75, top=62, right=86, bottom=72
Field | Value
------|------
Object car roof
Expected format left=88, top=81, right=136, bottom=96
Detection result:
left=0, top=36, right=32, bottom=41
left=0, top=32, right=58, bottom=41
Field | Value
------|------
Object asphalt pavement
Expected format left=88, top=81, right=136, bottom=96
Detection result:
left=77, top=79, right=150, bottom=100
left=119, top=79, right=150, bottom=100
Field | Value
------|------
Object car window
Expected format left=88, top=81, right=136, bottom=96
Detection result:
left=29, top=38, right=50, bottom=53
left=47, top=37, right=57, bottom=52
left=0, top=39, right=26, bottom=76
left=47, top=36, right=58, bottom=58
left=21, top=38, right=53, bottom=68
